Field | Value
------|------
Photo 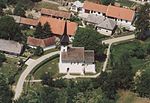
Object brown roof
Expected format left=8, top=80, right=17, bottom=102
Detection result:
left=41, top=8, right=71, bottom=19
left=61, top=47, right=95, bottom=63
left=38, top=16, right=77, bottom=36
left=27, top=36, right=55, bottom=48
left=61, top=47, right=85, bottom=63
left=84, top=50, right=94, bottom=63
left=83, top=1, right=107, bottom=13
left=20, top=17, right=38, bottom=26
left=106, top=5, right=135, bottom=21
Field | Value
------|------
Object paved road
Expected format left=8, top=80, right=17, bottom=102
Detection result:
left=14, top=51, right=59, bottom=100
left=102, top=43, right=112, bottom=72
left=102, top=34, right=135, bottom=44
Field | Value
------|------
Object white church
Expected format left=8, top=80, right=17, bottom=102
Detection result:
left=58, top=22, right=96, bottom=75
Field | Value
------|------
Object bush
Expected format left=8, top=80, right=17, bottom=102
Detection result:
left=34, top=46, right=44, bottom=56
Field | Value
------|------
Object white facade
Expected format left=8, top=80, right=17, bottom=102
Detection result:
left=59, top=46, right=96, bottom=75
left=59, top=63, right=95, bottom=74
left=70, top=1, right=83, bottom=12
left=97, top=28, right=112, bottom=36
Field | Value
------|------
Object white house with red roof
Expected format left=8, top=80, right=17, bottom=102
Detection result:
left=59, top=22, right=96, bottom=74
left=81, top=1, right=135, bottom=30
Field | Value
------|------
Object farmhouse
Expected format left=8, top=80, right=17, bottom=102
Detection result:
left=27, top=36, right=56, bottom=48
left=59, top=22, right=96, bottom=74
left=82, top=1, right=135, bottom=29
left=11, top=15, right=78, bottom=36
left=41, top=8, right=71, bottom=19
left=96, top=18, right=117, bottom=36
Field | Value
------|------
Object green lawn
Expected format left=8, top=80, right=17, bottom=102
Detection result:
left=110, top=40, right=147, bottom=72
left=22, top=29, right=35, bottom=37
left=34, top=1, right=59, bottom=10
left=32, top=57, right=60, bottom=79
left=116, top=0, right=136, bottom=7
left=31, top=48, right=58, bottom=59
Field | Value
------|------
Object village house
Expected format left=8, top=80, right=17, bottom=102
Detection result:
left=41, top=8, right=71, bottom=20
left=106, top=5, right=135, bottom=29
left=82, top=1, right=107, bottom=16
left=70, top=0, right=83, bottom=12
left=27, top=36, right=56, bottom=48
left=0, top=39, right=23, bottom=55
left=85, top=14, right=117, bottom=36
left=81, top=1, right=135, bottom=30
left=11, top=15, right=78, bottom=37
left=59, top=22, right=96, bottom=75
left=96, top=18, right=117, bottom=36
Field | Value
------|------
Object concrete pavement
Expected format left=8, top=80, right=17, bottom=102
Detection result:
left=14, top=51, right=59, bottom=100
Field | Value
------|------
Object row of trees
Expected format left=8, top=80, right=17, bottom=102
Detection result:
left=34, top=22, right=52, bottom=39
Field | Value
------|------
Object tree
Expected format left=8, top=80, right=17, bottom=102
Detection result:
left=14, top=4, right=26, bottom=17
left=135, top=3, right=150, bottom=40
left=0, top=16, right=22, bottom=42
left=41, top=72, right=54, bottom=86
left=34, top=46, right=44, bottom=56
left=111, top=52, right=134, bottom=89
left=0, top=52, right=6, bottom=65
left=34, top=22, right=43, bottom=38
left=136, top=68, right=150, bottom=98
left=73, top=27, right=107, bottom=59
left=100, top=0, right=115, bottom=5
left=0, top=73, right=13, bottom=103
left=42, top=22, right=52, bottom=38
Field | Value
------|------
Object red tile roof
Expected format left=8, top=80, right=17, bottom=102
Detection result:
left=20, top=17, right=38, bottom=26
left=41, top=8, right=71, bottom=19
left=83, top=1, right=107, bottom=13
left=106, top=5, right=135, bottom=21
left=27, top=36, right=55, bottom=47
left=38, top=16, right=77, bottom=36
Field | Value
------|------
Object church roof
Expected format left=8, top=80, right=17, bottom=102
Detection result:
left=61, top=47, right=94, bottom=63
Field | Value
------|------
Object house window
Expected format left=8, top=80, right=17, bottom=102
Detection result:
left=106, top=30, right=108, bottom=32
left=126, top=20, right=128, bottom=23
left=98, top=12, right=100, bottom=14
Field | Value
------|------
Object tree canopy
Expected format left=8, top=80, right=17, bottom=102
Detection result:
left=100, top=0, right=115, bottom=5
left=0, top=16, right=22, bottom=42
left=135, top=3, right=150, bottom=40
left=136, top=68, right=150, bottom=98
left=0, top=73, right=13, bottom=103
left=34, top=22, right=52, bottom=39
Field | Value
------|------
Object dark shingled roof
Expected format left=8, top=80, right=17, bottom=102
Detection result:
left=61, top=47, right=95, bottom=63
left=60, top=21, right=69, bottom=46
left=84, top=50, right=94, bottom=63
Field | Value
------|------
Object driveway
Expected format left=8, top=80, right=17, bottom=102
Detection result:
left=14, top=51, right=59, bottom=100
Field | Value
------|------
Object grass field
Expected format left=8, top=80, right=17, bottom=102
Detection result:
left=110, top=40, right=149, bottom=73
left=116, top=0, right=135, bottom=7
left=117, top=90, right=150, bottom=103
left=34, top=1, right=59, bottom=10
left=33, top=57, right=60, bottom=79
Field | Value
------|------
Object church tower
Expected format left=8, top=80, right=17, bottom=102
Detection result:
left=60, top=21, right=69, bottom=52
